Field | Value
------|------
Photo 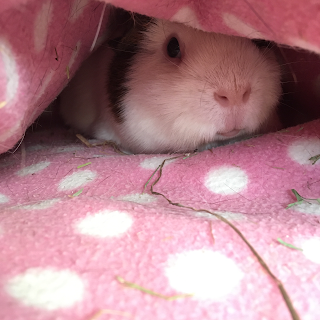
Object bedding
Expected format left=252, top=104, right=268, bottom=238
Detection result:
left=0, top=1, right=320, bottom=319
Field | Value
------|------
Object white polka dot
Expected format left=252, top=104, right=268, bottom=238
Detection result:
left=165, top=250, right=243, bottom=300
left=222, top=13, right=265, bottom=38
left=0, top=193, right=9, bottom=204
left=302, top=238, right=320, bottom=264
left=288, top=138, right=320, bottom=165
left=291, top=202, right=320, bottom=215
left=75, top=210, right=133, bottom=238
left=0, top=40, right=19, bottom=104
left=289, top=37, right=320, bottom=54
left=69, top=0, right=90, bottom=23
left=6, top=268, right=84, bottom=310
left=58, top=170, right=97, bottom=191
left=205, top=166, right=248, bottom=195
left=16, top=161, right=50, bottom=176
left=171, top=7, right=201, bottom=29
left=18, top=199, right=59, bottom=210
left=140, top=156, right=176, bottom=170
left=34, top=0, right=53, bottom=53
left=118, top=193, right=157, bottom=204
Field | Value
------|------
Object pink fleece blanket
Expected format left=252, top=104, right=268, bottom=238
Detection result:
left=1, top=1, right=320, bottom=320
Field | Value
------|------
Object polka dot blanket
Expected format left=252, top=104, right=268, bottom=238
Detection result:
left=0, top=1, right=320, bottom=320
left=2, top=119, right=320, bottom=320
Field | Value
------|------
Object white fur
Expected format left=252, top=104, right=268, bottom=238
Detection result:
left=60, top=18, right=281, bottom=154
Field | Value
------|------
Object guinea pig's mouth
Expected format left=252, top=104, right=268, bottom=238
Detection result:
left=217, top=129, right=242, bottom=138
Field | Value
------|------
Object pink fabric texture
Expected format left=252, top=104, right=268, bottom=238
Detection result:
left=1, top=1, right=320, bottom=319
left=1, top=120, right=320, bottom=320
left=0, top=0, right=109, bottom=153
left=0, top=0, right=320, bottom=153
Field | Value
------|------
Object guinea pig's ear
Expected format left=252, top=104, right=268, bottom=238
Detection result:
left=107, top=12, right=153, bottom=52
left=107, top=7, right=134, bottom=38
left=108, top=14, right=154, bottom=53
left=107, top=29, right=138, bottom=53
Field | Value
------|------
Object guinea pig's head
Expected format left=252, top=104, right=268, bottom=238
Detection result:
left=109, top=16, right=282, bottom=153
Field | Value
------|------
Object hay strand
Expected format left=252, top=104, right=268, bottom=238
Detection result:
left=145, top=157, right=301, bottom=320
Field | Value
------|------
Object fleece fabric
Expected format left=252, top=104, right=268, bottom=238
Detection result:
left=0, top=1, right=320, bottom=320
left=1, top=119, right=320, bottom=320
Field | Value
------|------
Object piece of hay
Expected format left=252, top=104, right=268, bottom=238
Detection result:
left=88, top=308, right=132, bottom=319
left=69, top=188, right=83, bottom=197
left=144, top=157, right=301, bottom=320
left=116, top=276, right=192, bottom=301
left=309, top=154, right=320, bottom=165
left=277, top=238, right=303, bottom=251
left=77, top=162, right=91, bottom=168
left=286, top=189, right=320, bottom=209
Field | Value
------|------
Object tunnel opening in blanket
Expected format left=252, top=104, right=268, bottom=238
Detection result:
left=18, top=8, right=320, bottom=154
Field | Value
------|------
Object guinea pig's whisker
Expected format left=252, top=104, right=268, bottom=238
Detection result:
left=199, top=79, right=209, bottom=111
left=279, top=59, right=320, bottom=67
left=160, top=19, right=166, bottom=37
left=161, top=52, right=182, bottom=67
left=111, top=48, right=138, bottom=54
left=245, top=30, right=262, bottom=39
left=277, top=47, right=299, bottom=83
left=102, top=44, right=138, bottom=55
left=280, top=70, right=301, bottom=76
left=279, top=101, right=308, bottom=115
left=280, top=91, right=296, bottom=95
left=259, top=44, right=276, bottom=59
left=175, top=111, right=186, bottom=119
left=280, top=80, right=298, bottom=84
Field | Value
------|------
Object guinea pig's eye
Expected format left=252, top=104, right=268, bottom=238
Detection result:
left=167, top=37, right=181, bottom=58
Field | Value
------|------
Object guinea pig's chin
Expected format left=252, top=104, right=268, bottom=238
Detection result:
left=216, top=129, right=244, bottom=139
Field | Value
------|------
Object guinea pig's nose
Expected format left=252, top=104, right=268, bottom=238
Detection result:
left=214, top=87, right=251, bottom=107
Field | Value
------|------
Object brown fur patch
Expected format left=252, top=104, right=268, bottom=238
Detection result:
left=107, top=14, right=155, bottom=123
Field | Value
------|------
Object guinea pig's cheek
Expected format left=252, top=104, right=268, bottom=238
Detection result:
left=243, top=115, right=264, bottom=133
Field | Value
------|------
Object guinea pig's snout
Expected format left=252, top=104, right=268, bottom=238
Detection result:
left=214, top=86, right=251, bottom=107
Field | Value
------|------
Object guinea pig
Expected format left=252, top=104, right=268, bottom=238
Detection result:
left=60, top=14, right=282, bottom=154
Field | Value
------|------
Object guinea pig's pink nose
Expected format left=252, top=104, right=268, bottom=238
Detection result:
left=214, top=87, right=251, bottom=107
